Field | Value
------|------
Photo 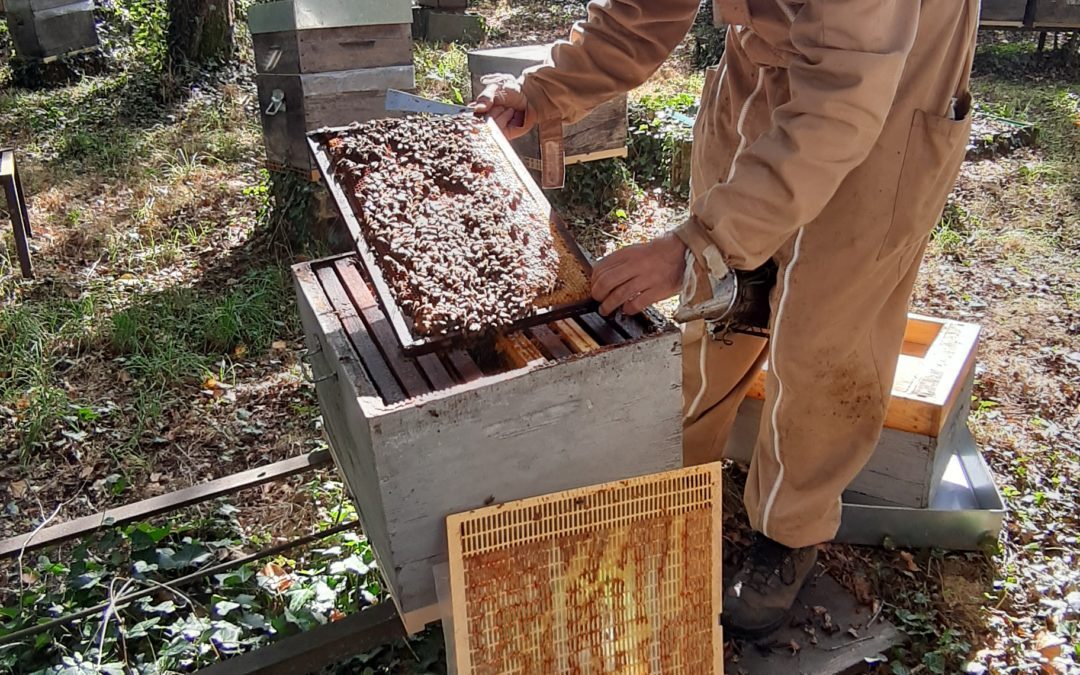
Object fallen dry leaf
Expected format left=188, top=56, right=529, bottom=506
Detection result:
left=271, top=340, right=287, bottom=353
left=1036, top=631, right=1065, bottom=661
left=150, top=472, right=162, bottom=483
left=233, top=344, right=248, bottom=359
left=21, top=570, right=38, bottom=584
left=14, top=397, right=30, bottom=411
left=899, top=550, right=921, bottom=572
left=11, top=480, right=28, bottom=498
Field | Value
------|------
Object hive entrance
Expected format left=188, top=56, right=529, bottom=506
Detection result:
left=446, top=465, right=724, bottom=674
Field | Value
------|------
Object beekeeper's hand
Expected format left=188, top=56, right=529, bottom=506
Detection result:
left=592, top=233, right=687, bottom=316
left=470, top=74, right=537, bottom=140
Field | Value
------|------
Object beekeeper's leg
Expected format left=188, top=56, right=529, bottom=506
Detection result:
left=680, top=30, right=773, bottom=468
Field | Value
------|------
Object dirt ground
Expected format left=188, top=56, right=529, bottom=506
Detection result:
left=1, top=4, right=1079, bottom=674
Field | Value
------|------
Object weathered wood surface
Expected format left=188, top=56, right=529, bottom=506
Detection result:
left=745, top=315, right=980, bottom=437
left=1, top=150, right=33, bottom=279
left=468, top=44, right=628, bottom=163
left=4, top=0, right=98, bottom=59
left=0, top=451, right=332, bottom=559
left=247, top=0, right=413, bottom=34
left=979, top=0, right=1030, bottom=25
left=1032, top=0, right=1080, bottom=27
left=417, top=9, right=485, bottom=44
left=256, top=67, right=413, bottom=173
left=294, top=263, right=400, bottom=596
left=296, top=252, right=682, bottom=627
left=376, top=335, right=683, bottom=616
left=727, top=315, right=980, bottom=508
left=725, top=568, right=901, bottom=675
left=252, top=23, right=412, bottom=74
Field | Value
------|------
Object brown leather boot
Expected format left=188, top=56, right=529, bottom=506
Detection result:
left=723, top=533, right=818, bottom=638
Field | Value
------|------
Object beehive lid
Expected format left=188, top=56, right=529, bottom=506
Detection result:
left=445, top=464, right=724, bottom=674
left=248, top=0, right=412, bottom=34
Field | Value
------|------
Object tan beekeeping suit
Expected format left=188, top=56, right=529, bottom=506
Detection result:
left=521, top=0, right=979, bottom=547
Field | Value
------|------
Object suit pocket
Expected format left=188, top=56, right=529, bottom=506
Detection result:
left=876, top=108, right=971, bottom=260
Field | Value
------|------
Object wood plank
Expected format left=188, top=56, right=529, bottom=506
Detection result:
left=609, top=311, right=648, bottom=340
left=295, top=23, right=412, bottom=73
left=379, top=334, right=683, bottom=614
left=335, top=259, right=430, bottom=398
left=315, top=265, right=406, bottom=403
left=551, top=318, right=600, bottom=353
left=528, top=325, right=572, bottom=360
left=296, top=265, right=398, bottom=592
left=416, top=353, right=456, bottom=391
left=0, top=451, right=332, bottom=559
left=196, top=597, right=404, bottom=675
left=746, top=316, right=980, bottom=437
left=446, top=349, right=484, bottom=382
left=495, top=332, right=546, bottom=369
left=578, top=312, right=625, bottom=345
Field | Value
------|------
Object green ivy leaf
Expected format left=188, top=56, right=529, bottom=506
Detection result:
left=126, top=616, right=161, bottom=639
left=923, top=652, right=947, bottom=674
left=214, top=600, right=241, bottom=617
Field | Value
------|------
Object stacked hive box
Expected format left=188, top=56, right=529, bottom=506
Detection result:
left=248, top=0, right=415, bottom=177
left=468, top=44, right=629, bottom=172
left=4, top=0, right=98, bottom=61
left=725, top=314, right=981, bottom=509
left=413, top=0, right=485, bottom=45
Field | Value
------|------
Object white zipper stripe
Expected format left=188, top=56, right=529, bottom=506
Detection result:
left=760, top=227, right=805, bottom=537
left=685, top=64, right=765, bottom=422
left=727, top=66, right=766, bottom=183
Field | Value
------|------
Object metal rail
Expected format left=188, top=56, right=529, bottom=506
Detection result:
left=0, top=451, right=332, bottom=559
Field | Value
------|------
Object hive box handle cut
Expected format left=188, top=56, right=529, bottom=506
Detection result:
left=307, top=117, right=599, bottom=356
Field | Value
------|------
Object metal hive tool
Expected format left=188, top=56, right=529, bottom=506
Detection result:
left=444, top=464, right=724, bottom=675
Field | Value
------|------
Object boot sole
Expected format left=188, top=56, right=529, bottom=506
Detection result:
left=722, top=610, right=791, bottom=641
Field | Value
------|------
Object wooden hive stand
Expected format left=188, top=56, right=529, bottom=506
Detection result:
left=726, top=314, right=981, bottom=508
left=1, top=149, right=33, bottom=279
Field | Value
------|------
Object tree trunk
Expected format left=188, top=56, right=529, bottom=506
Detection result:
left=167, top=0, right=235, bottom=64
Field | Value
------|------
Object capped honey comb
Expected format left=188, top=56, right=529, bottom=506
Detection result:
left=314, top=115, right=591, bottom=341
left=445, top=464, right=724, bottom=674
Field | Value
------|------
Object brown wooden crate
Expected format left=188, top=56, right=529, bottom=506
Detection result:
left=252, top=23, right=412, bottom=74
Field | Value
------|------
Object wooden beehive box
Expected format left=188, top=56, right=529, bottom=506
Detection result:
left=979, top=0, right=1031, bottom=26
left=293, top=254, right=683, bottom=633
left=4, top=0, right=98, bottom=61
left=1032, top=0, right=1080, bottom=28
left=726, top=315, right=980, bottom=509
left=248, top=0, right=415, bottom=177
left=468, top=44, right=628, bottom=169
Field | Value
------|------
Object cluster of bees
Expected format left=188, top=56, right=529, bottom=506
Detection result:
left=319, top=116, right=560, bottom=337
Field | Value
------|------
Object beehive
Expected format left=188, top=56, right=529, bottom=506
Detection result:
left=468, top=44, right=629, bottom=170
left=4, top=0, right=98, bottom=61
left=248, top=0, right=415, bottom=176
left=725, top=314, right=981, bottom=508
left=293, top=254, right=683, bottom=632
left=444, top=464, right=724, bottom=674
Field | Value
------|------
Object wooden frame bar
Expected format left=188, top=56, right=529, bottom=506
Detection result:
left=1, top=149, right=33, bottom=279
left=0, top=451, right=331, bottom=559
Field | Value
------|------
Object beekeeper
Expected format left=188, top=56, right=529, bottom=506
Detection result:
left=474, top=0, right=978, bottom=638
